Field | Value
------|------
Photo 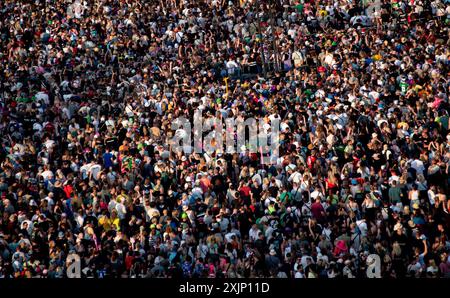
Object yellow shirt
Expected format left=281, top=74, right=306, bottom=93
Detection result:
left=111, top=218, right=120, bottom=231
left=98, top=215, right=112, bottom=231
left=319, top=10, right=328, bottom=16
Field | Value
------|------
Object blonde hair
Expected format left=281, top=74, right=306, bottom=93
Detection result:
left=392, top=242, right=402, bottom=256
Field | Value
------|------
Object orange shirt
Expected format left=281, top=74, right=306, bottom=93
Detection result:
left=200, top=177, right=211, bottom=193
left=119, top=144, right=129, bottom=152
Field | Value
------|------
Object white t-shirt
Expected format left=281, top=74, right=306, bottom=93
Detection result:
left=80, top=163, right=93, bottom=180
left=428, top=189, right=436, bottom=205
left=89, top=164, right=102, bottom=180
left=265, top=226, right=274, bottom=242
left=44, top=196, right=54, bottom=211
left=311, top=190, right=323, bottom=201
left=145, top=206, right=160, bottom=220
left=251, top=173, right=262, bottom=185
left=249, top=227, right=261, bottom=242
left=388, top=175, right=400, bottom=184
left=411, top=159, right=425, bottom=175
left=44, top=139, right=55, bottom=150
left=288, top=172, right=302, bottom=184
left=356, top=220, right=368, bottom=237
left=301, top=255, right=314, bottom=269
left=115, top=202, right=127, bottom=220
left=35, top=91, right=49, bottom=104
left=41, top=170, right=54, bottom=180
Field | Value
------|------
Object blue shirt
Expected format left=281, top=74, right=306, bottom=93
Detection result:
left=103, top=152, right=113, bottom=169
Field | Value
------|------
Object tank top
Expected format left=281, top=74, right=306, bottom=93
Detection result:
left=410, top=190, right=419, bottom=201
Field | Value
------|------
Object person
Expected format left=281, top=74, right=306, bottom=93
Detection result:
left=0, top=0, right=449, bottom=279
left=389, top=180, right=403, bottom=207
left=311, top=198, right=326, bottom=224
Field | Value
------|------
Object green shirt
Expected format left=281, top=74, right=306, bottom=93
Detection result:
left=329, top=194, right=339, bottom=206
left=400, top=82, right=409, bottom=94
left=294, top=4, right=304, bottom=13
left=389, top=186, right=402, bottom=204
left=280, top=191, right=292, bottom=203
left=436, top=115, right=449, bottom=130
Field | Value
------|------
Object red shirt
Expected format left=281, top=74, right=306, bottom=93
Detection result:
left=125, top=255, right=134, bottom=271
left=63, top=184, right=73, bottom=199
left=239, top=185, right=251, bottom=198
left=307, top=155, right=316, bottom=169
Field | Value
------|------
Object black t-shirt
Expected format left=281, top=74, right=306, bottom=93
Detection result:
left=418, top=135, right=430, bottom=149
left=195, top=221, right=208, bottom=237
left=280, top=262, right=292, bottom=278
left=251, top=184, right=262, bottom=200
left=105, top=136, right=118, bottom=149
left=268, top=185, right=279, bottom=198
left=238, top=212, right=251, bottom=235
left=156, top=200, right=168, bottom=213
left=308, top=224, right=323, bottom=242
left=118, top=127, right=128, bottom=144
left=195, top=202, right=207, bottom=214
left=84, top=215, right=98, bottom=228
left=373, top=157, right=384, bottom=173
left=22, top=112, right=36, bottom=132
left=411, top=236, right=425, bottom=253
left=211, top=174, right=226, bottom=193
left=255, top=238, right=267, bottom=255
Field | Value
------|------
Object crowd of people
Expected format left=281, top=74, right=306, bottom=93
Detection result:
left=0, top=0, right=449, bottom=278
